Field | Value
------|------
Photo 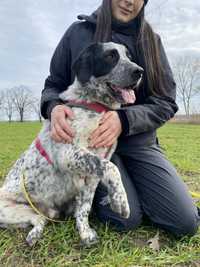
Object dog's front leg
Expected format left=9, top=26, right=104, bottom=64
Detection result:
left=54, top=144, right=130, bottom=219
left=26, top=216, right=47, bottom=246
left=101, top=162, right=130, bottom=219
left=74, top=179, right=100, bottom=247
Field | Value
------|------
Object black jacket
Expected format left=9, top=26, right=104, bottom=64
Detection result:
left=41, top=10, right=178, bottom=147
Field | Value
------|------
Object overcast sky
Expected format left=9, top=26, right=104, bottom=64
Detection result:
left=0, top=0, right=200, bottom=99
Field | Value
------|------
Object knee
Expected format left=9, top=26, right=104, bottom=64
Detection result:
left=118, top=213, right=143, bottom=232
left=96, top=207, right=143, bottom=232
left=173, top=210, right=199, bottom=237
left=178, top=215, right=198, bottom=236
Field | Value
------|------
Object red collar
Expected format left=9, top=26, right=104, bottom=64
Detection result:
left=35, top=138, right=53, bottom=165
left=66, top=100, right=110, bottom=113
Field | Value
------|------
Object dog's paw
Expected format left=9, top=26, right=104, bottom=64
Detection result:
left=121, top=199, right=130, bottom=218
left=110, top=192, right=130, bottom=219
left=26, top=233, right=38, bottom=247
left=80, top=228, right=99, bottom=247
left=26, top=227, right=43, bottom=247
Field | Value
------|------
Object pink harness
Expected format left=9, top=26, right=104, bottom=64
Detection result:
left=35, top=138, right=53, bottom=165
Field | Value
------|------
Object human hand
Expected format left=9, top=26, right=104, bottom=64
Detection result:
left=89, top=111, right=122, bottom=148
left=50, top=105, right=75, bottom=143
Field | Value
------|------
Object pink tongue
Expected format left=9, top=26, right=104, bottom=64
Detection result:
left=121, top=90, right=136, bottom=104
left=111, top=85, right=136, bottom=104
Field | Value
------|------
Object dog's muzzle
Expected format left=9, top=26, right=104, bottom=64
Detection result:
left=108, top=83, right=136, bottom=103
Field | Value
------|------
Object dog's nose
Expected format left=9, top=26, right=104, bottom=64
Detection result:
left=132, top=67, right=144, bottom=79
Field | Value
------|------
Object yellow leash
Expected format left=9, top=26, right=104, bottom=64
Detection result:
left=21, top=173, right=200, bottom=223
left=190, top=191, right=200, bottom=199
left=21, top=172, right=67, bottom=223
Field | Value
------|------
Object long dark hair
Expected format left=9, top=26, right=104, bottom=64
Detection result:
left=94, top=0, right=166, bottom=96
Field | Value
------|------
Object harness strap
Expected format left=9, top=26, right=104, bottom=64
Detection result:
left=35, top=138, right=53, bottom=165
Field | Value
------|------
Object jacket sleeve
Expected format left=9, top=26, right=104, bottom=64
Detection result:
left=40, top=26, right=73, bottom=119
left=117, top=36, right=178, bottom=136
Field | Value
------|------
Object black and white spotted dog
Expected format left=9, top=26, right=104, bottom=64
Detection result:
left=0, top=42, right=143, bottom=247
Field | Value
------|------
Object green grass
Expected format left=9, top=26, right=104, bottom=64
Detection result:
left=158, top=123, right=200, bottom=193
left=0, top=122, right=200, bottom=267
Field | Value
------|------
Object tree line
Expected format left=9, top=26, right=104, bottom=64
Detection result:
left=0, top=85, right=42, bottom=122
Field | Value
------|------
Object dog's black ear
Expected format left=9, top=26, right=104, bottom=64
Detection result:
left=72, top=44, right=97, bottom=84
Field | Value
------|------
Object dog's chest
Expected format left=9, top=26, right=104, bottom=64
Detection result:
left=69, top=108, right=102, bottom=147
left=68, top=108, right=110, bottom=158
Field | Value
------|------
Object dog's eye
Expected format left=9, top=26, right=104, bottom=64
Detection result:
left=105, top=50, right=117, bottom=61
left=106, top=54, right=114, bottom=61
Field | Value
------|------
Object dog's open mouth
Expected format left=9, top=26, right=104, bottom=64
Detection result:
left=107, top=82, right=137, bottom=104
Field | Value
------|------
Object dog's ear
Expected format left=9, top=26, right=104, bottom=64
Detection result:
left=72, top=44, right=97, bottom=84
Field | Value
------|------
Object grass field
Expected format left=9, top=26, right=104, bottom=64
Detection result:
left=0, top=122, right=199, bottom=267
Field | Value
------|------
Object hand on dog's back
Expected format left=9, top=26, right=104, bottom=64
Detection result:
left=50, top=105, right=75, bottom=143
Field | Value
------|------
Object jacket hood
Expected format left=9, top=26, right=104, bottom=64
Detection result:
left=77, top=9, right=98, bottom=25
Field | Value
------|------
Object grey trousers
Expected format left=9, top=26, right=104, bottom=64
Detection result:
left=93, top=143, right=200, bottom=236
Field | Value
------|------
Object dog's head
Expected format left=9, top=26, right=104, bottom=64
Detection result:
left=62, top=42, right=143, bottom=108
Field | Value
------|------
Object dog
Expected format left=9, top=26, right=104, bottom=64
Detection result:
left=0, top=42, right=143, bottom=247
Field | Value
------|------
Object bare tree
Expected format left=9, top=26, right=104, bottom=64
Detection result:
left=173, top=57, right=200, bottom=116
left=11, top=85, right=33, bottom=122
left=32, top=97, right=42, bottom=122
left=1, top=89, right=15, bottom=122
